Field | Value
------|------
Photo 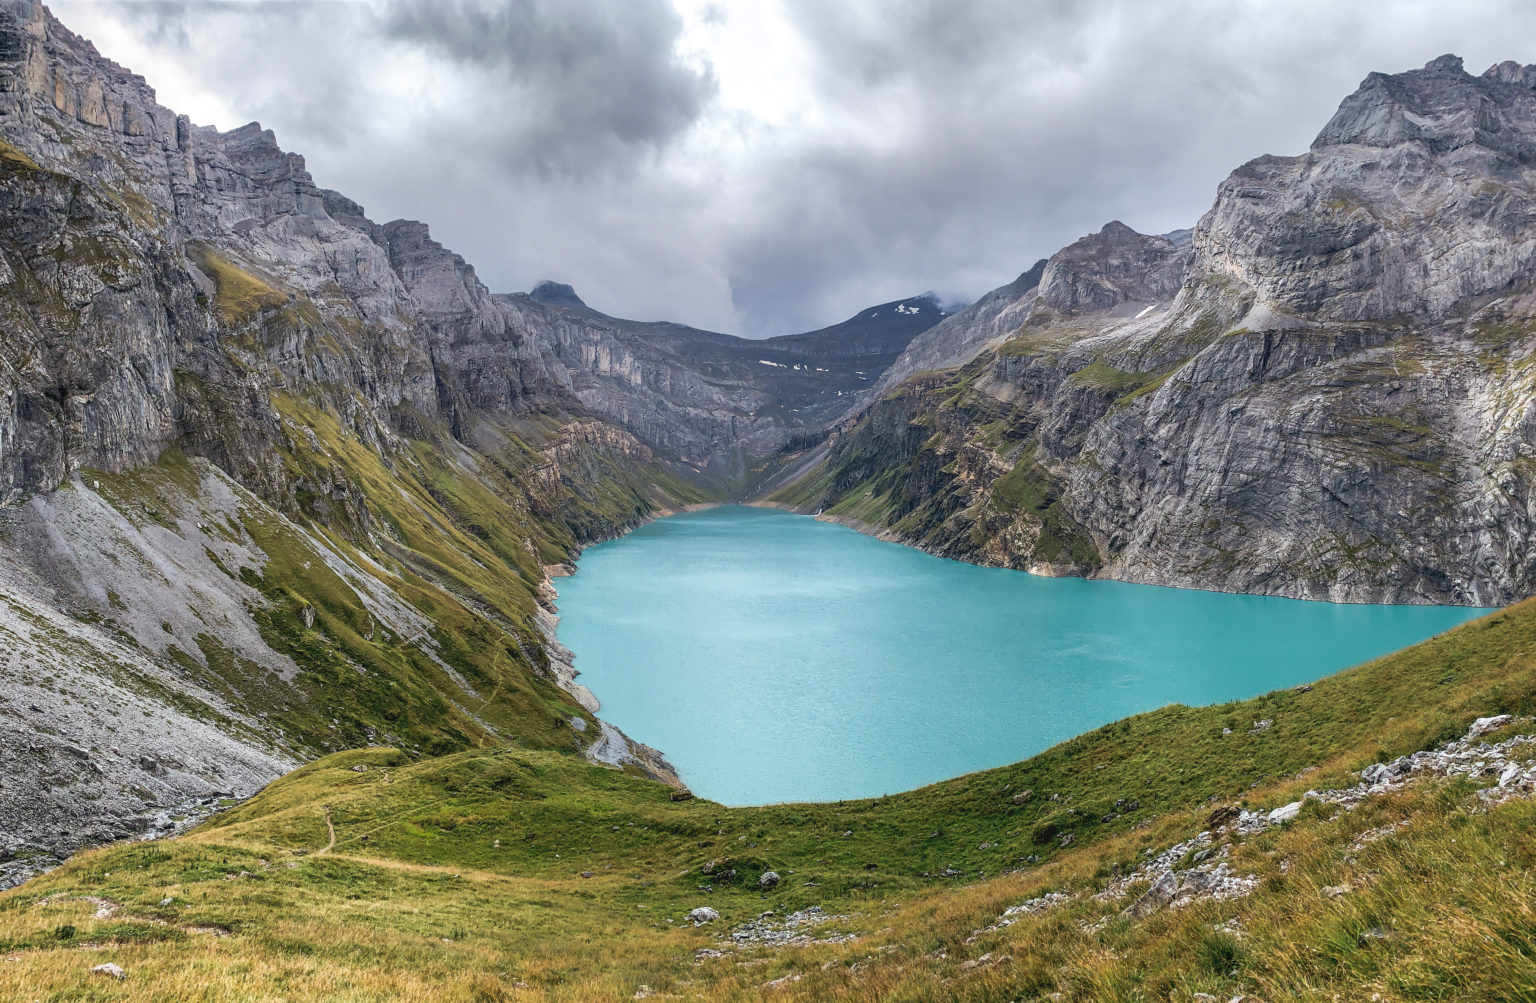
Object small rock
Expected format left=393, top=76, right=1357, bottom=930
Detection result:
left=159, top=896, right=174, bottom=906
left=92, top=962, right=126, bottom=980
left=1267, top=801, right=1303, bottom=824
left=687, top=906, right=719, bottom=925
left=1011, top=789, right=1034, bottom=805
left=1294, top=684, right=1313, bottom=693
left=1123, top=871, right=1178, bottom=918
left=758, top=871, right=781, bottom=888
left=1251, top=718, right=1273, bottom=733
left=1469, top=714, right=1513, bottom=739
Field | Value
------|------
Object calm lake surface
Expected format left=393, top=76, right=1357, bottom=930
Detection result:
left=556, top=506, right=1488, bottom=805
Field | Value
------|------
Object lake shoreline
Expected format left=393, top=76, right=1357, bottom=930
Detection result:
left=531, top=502, right=719, bottom=792
left=751, top=499, right=1494, bottom=608
left=548, top=506, right=1486, bottom=805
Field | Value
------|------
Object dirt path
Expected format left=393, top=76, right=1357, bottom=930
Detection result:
left=319, top=808, right=337, bottom=854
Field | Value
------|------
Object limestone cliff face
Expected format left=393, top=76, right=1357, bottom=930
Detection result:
left=0, top=0, right=704, bottom=879
left=781, top=56, right=1536, bottom=606
left=495, top=292, right=945, bottom=473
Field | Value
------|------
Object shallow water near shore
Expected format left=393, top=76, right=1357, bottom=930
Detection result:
left=556, top=506, right=1487, bottom=805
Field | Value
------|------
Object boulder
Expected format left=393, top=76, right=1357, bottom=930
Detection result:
left=1122, top=871, right=1179, bottom=918
left=758, top=871, right=781, bottom=888
left=1267, top=801, right=1303, bottom=824
left=1469, top=715, right=1513, bottom=739
left=686, top=906, right=719, bottom=925
left=91, top=963, right=126, bottom=980
left=1011, top=789, right=1034, bottom=805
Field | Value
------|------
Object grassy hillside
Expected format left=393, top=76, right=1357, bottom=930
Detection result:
left=70, top=397, right=713, bottom=769
left=3, top=596, right=1536, bottom=999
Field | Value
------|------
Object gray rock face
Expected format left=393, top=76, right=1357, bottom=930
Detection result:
left=1035, top=221, right=1189, bottom=317
left=0, top=0, right=930, bottom=496
left=0, top=0, right=705, bottom=876
left=529, top=280, right=588, bottom=310
left=868, top=262, right=1046, bottom=398
left=497, top=292, right=944, bottom=472
left=784, top=55, right=1536, bottom=605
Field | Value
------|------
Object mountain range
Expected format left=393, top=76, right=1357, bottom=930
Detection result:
left=3, top=6, right=1536, bottom=988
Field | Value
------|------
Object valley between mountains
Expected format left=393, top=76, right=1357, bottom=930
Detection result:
left=3, top=0, right=1536, bottom=997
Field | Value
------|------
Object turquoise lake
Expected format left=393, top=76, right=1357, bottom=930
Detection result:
left=555, top=506, right=1488, bottom=805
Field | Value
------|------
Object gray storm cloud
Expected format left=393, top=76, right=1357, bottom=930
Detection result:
left=382, top=0, right=716, bottom=176
left=45, top=0, right=1536, bottom=335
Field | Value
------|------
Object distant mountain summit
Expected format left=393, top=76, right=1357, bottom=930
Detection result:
left=494, top=288, right=948, bottom=460
left=528, top=280, right=588, bottom=310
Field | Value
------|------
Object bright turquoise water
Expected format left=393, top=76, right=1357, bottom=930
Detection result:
left=556, top=506, right=1488, bottom=805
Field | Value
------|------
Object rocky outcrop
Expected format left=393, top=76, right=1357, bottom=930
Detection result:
left=780, top=56, right=1536, bottom=606
left=529, top=280, right=589, bottom=311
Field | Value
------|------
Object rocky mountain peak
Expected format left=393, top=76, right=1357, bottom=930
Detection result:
left=1485, top=59, right=1536, bottom=89
left=1096, top=220, right=1140, bottom=241
left=1424, top=53, right=1466, bottom=75
left=1189, top=51, right=1536, bottom=328
left=1312, top=52, right=1536, bottom=160
left=529, top=280, right=588, bottom=310
left=1035, top=221, right=1189, bottom=316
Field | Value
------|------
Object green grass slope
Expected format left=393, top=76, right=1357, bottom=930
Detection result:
left=3, top=598, right=1536, bottom=999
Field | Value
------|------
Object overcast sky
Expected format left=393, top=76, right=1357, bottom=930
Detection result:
left=48, top=0, right=1536, bottom=336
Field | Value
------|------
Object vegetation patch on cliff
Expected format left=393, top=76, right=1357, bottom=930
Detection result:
left=989, top=450, right=1103, bottom=569
left=190, top=244, right=288, bottom=323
